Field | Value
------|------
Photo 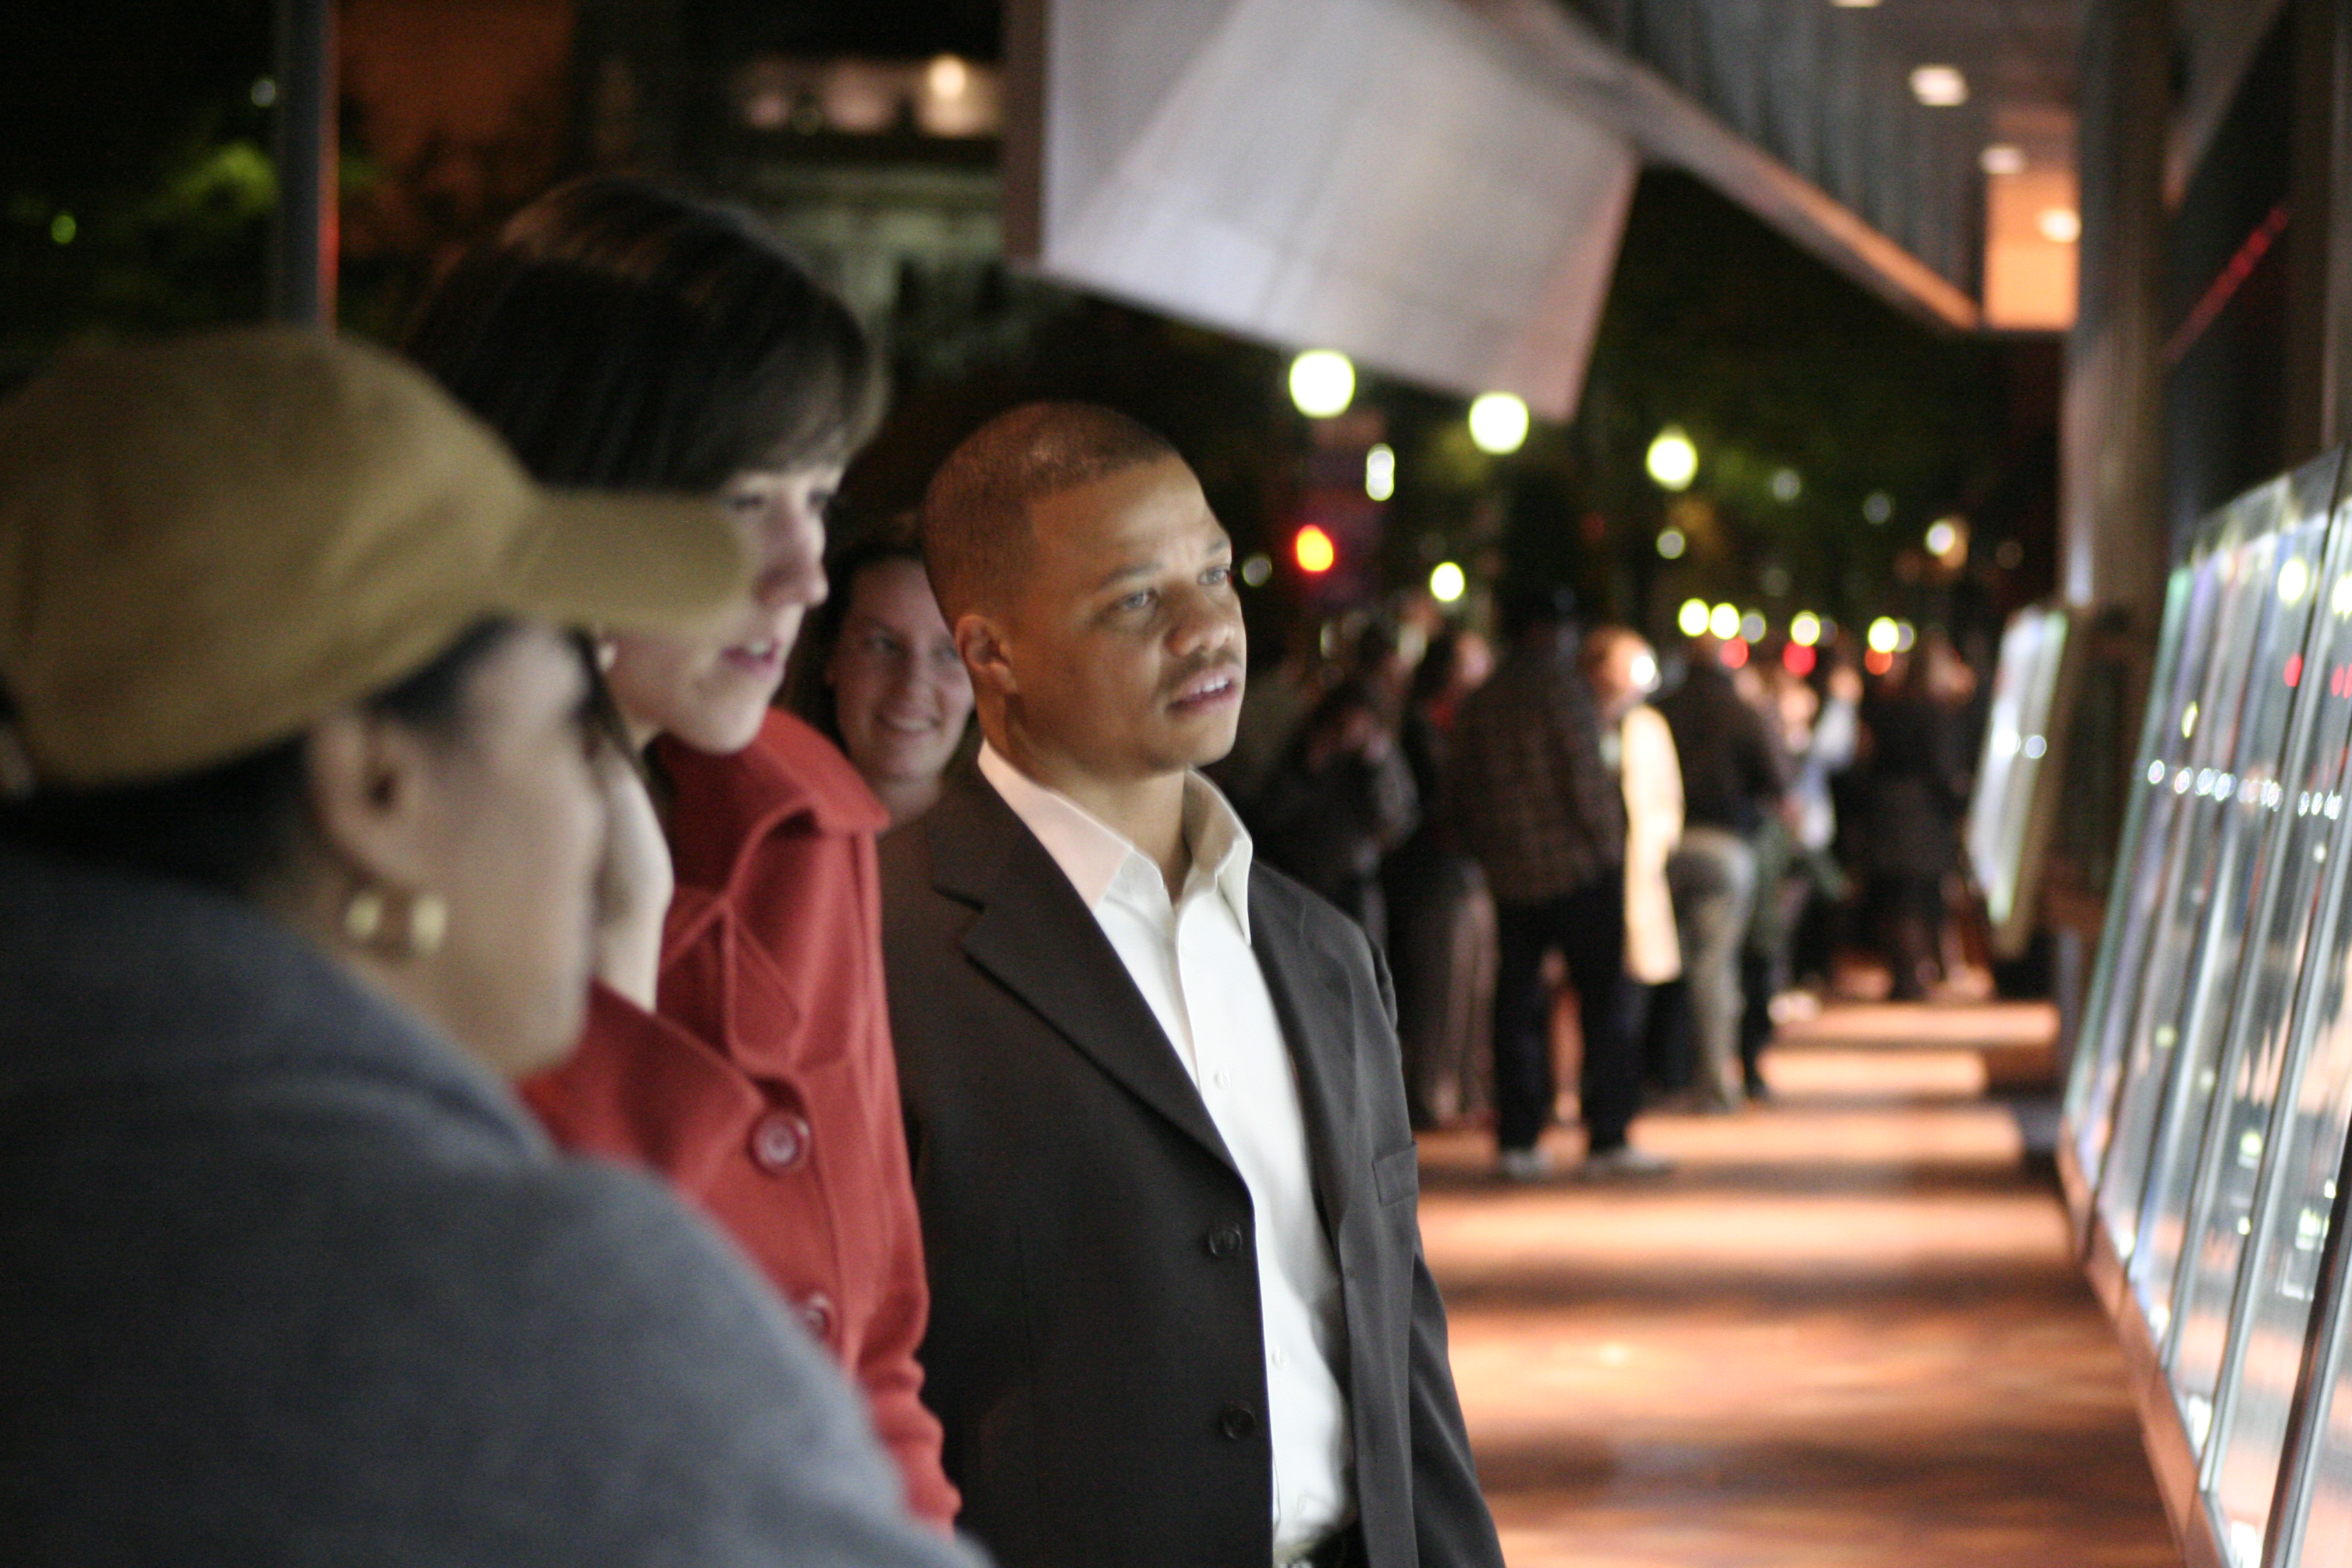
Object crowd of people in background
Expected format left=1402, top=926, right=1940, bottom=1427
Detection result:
left=0, top=167, right=1991, bottom=1565
left=1223, top=589, right=1984, bottom=1179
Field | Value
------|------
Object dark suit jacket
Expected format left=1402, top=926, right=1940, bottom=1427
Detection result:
left=881, top=771, right=1504, bottom=1568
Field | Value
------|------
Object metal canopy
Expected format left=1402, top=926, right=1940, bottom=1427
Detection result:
left=1004, top=0, right=2092, bottom=424
left=1531, top=0, right=2087, bottom=326
left=1009, top=1, right=2313, bottom=417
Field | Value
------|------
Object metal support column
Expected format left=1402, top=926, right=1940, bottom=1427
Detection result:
left=2287, top=0, right=2352, bottom=457
left=269, top=0, right=336, bottom=326
left=2061, top=0, right=2171, bottom=618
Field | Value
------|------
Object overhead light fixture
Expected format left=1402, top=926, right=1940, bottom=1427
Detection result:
left=1769, top=468, right=1802, bottom=503
left=1863, top=491, right=1893, bottom=525
left=1646, top=426, right=1699, bottom=491
left=1429, top=561, right=1467, bottom=603
left=1980, top=143, right=2026, bottom=176
left=1910, top=65, right=1967, bottom=107
left=1791, top=612, right=1823, bottom=647
left=1830, top=0, right=1881, bottom=7
left=1467, top=393, right=1530, bottom=455
left=2038, top=208, right=2081, bottom=243
left=1867, top=617, right=1899, bottom=653
left=1365, top=443, right=1396, bottom=502
left=1656, top=527, right=1687, bottom=560
left=1678, top=598, right=1712, bottom=637
left=1709, top=603, right=1741, bottom=640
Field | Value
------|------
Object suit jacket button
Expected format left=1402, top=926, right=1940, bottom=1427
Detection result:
left=750, top=1111, right=812, bottom=1173
left=1206, top=1224, right=1244, bottom=1258
left=1219, top=1401, right=1258, bottom=1440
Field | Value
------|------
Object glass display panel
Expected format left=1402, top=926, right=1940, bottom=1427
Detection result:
left=2069, top=553, right=2219, bottom=1192
left=2209, top=757, right=2352, bottom=1557
left=2156, top=455, right=2347, bottom=1454
left=2281, top=1158, right=2352, bottom=1567
left=2097, top=480, right=2295, bottom=1270
left=1970, top=604, right=2070, bottom=938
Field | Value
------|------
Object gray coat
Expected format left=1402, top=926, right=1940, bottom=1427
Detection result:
left=0, top=843, right=980, bottom=1568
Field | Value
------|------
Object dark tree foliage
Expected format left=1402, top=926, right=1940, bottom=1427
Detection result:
left=1, top=3, right=275, bottom=378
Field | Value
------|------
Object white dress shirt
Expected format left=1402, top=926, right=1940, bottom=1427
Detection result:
left=977, top=744, right=1354, bottom=1564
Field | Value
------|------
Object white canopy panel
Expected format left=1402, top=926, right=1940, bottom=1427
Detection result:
left=1005, top=0, right=1639, bottom=420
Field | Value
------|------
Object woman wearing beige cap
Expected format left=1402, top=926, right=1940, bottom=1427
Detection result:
left=0, top=329, right=974, bottom=1567
left=406, top=176, right=960, bottom=1527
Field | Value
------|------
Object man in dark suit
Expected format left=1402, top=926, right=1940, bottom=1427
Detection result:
left=881, top=402, right=1504, bottom=1568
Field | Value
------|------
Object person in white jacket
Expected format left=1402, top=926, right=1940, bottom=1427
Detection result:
left=1584, top=627, right=1684, bottom=1161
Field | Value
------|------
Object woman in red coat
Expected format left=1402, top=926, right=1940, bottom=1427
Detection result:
left=406, top=175, right=958, bottom=1527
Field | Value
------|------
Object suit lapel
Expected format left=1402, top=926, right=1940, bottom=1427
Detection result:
left=929, top=775, right=1239, bottom=1178
left=1251, top=872, right=1362, bottom=1236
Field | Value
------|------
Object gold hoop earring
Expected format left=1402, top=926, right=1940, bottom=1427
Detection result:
left=344, top=888, right=387, bottom=943
left=406, top=893, right=448, bottom=958
left=342, top=886, right=444, bottom=959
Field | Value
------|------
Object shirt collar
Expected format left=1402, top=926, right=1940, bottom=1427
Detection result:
left=977, top=742, right=1254, bottom=943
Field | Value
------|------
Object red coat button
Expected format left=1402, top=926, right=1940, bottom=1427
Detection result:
left=750, top=1111, right=812, bottom=1173
left=797, top=1291, right=836, bottom=1343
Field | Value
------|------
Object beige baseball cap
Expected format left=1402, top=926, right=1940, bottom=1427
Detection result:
left=0, top=327, right=753, bottom=789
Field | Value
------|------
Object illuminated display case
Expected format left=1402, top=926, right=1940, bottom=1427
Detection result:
left=1967, top=600, right=2080, bottom=960
left=2059, top=448, right=2352, bottom=1568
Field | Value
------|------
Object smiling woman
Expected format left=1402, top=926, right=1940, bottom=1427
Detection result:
left=783, top=520, right=977, bottom=827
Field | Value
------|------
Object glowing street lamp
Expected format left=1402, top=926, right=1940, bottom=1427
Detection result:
left=1468, top=393, right=1530, bottom=455
left=1708, top=603, right=1740, bottom=640
left=1429, top=561, right=1467, bottom=603
left=1288, top=350, right=1355, bottom=418
left=1646, top=427, right=1698, bottom=491
left=1678, top=598, right=1712, bottom=638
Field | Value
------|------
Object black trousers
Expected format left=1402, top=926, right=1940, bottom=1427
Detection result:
left=1492, top=870, right=1637, bottom=1154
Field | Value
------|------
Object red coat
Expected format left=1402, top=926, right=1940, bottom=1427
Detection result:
left=522, top=710, right=958, bottom=1527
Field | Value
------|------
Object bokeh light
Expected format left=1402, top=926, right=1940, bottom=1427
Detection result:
left=1468, top=393, right=1531, bottom=455
left=1646, top=426, right=1698, bottom=491
left=1288, top=350, right=1356, bottom=418
left=1294, top=525, right=1337, bottom=574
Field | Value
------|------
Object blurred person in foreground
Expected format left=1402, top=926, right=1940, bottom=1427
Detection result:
left=785, top=520, right=977, bottom=828
left=0, top=329, right=973, bottom=1567
left=1386, top=630, right=1499, bottom=1127
left=1582, top=627, right=1684, bottom=1068
left=1447, top=587, right=1656, bottom=1179
left=883, top=402, right=1504, bottom=1568
left=407, top=175, right=958, bottom=1525
left=1654, top=635, right=1788, bottom=1110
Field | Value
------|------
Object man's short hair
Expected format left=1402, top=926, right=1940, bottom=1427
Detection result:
left=917, top=402, right=1179, bottom=621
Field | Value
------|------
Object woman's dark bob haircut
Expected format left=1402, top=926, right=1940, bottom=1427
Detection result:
left=405, top=174, right=880, bottom=492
